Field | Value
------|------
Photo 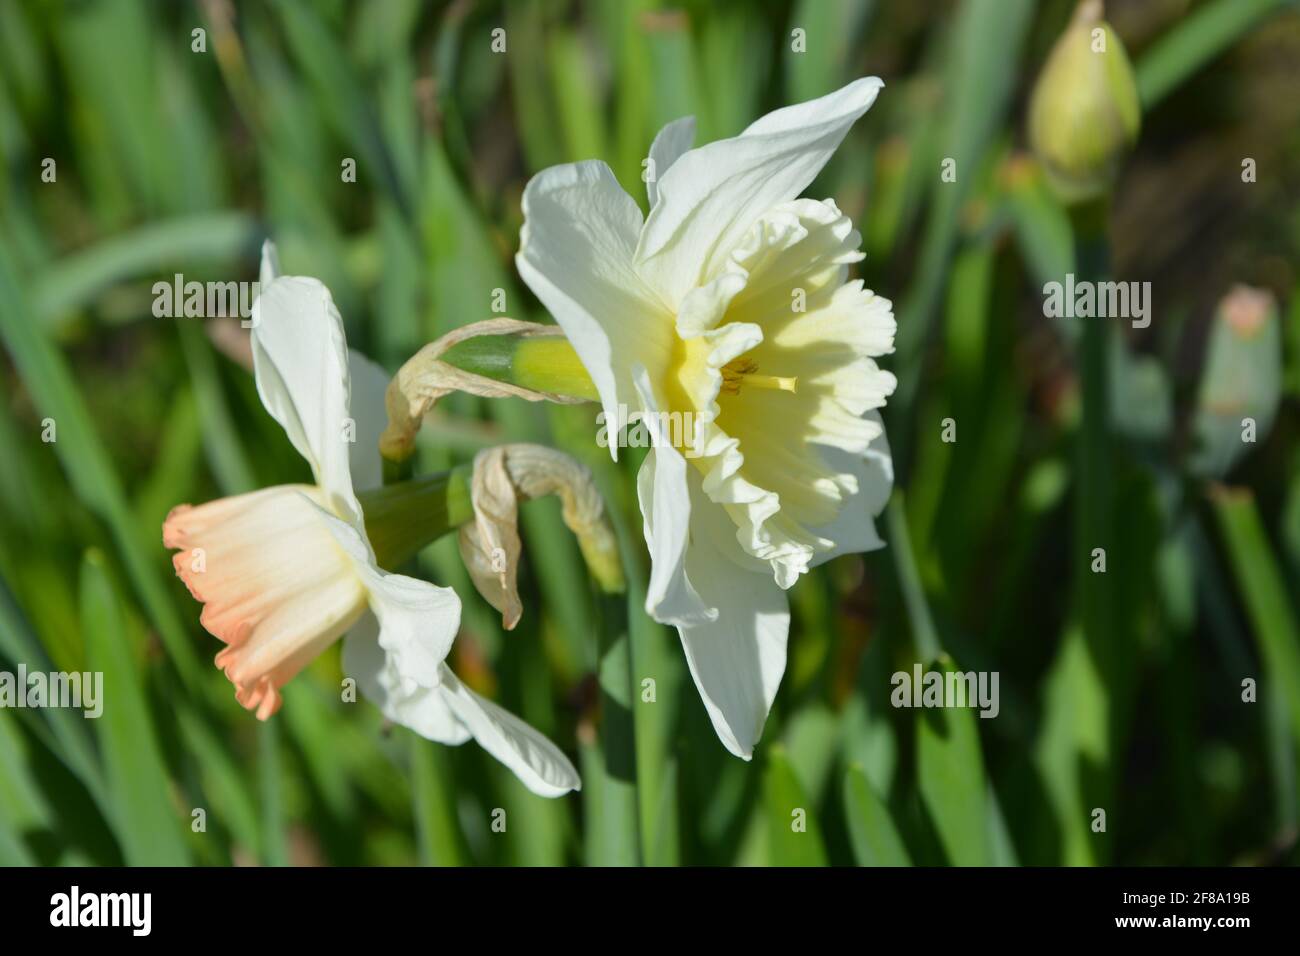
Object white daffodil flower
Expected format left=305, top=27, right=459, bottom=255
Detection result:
left=516, top=78, right=896, bottom=759
left=164, top=242, right=579, bottom=797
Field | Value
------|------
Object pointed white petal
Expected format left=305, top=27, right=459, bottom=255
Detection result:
left=343, top=619, right=580, bottom=796
left=646, top=116, right=696, bottom=208
left=636, top=77, right=883, bottom=304
left=637, top=447, right=715, bottom=627
left=436, top=663, right=581, bottom=797
left=674, top=473, right=790, bottom=759
left=632, top=366, right=713, bottom=625
left=250, top=275, right=363, bottom=528
left=515, top=160, right=675, bottom=448
left=258, top=239, right=281, bottom=288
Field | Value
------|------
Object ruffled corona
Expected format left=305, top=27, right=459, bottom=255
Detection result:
left=667, top=198, right=896, bottom=587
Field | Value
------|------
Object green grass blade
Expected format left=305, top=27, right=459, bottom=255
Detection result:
left=889, top=0, right=1035, bottom=452
left=33, top=212, right=257, bottom=330
left=764, top=745, right=827, bottom=866
left=409, top=732, right=470, bottom=866
left=175, top=705, right=263, bottom=861
left=1212, top=488, right=1300, bottom=742
left=0, top=241, right=206, bottom=692
left=0, top=572, right=105, bottom=798
left=916, top=657, right=990, bottom=866
left=258, top=719, right=288, bottom=867
left=887, top=495, right=942, bottom=660
left=1034, top=626, right=1108, bottom=865
left=1135, top=0, right=1294, bottom=110
left=0, top=709, right=48, bottom=865
left=784, top=0, right=875, bottom=105
left=843, top=764, right=911, bottom=866
left=585, top=592, right=640, bottom=865
left=80, top=549, right=190, bottom=865
left=178, top=321, right=258, bottom=495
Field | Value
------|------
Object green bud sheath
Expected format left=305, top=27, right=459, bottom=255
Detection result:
left=439, top=334, right=600, bottom=403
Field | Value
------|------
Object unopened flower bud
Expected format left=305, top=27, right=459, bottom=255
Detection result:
left=1192, top=285, right=1281, bottom=479
left=1028, top=0, right=1140, bottom=204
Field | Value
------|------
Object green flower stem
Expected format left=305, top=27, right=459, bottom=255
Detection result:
left=886, top=494, right=942, bottom=661
left=440, top=333, right=600, bottom=403
left=363, top=466, right=474, bottom=571
left=1069, top=198, right=1117, bottom=864
left=1071, top=199, right=1116, bottom=678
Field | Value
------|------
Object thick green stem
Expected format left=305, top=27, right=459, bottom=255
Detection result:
left=1072, top=199, right=1116, bottom=678
left=362, top=466, right=474, bottom=570
left=1069, top=198, right=1117, bottom=864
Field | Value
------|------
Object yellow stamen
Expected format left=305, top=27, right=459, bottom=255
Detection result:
left=721, top=358, right=798, bottom=395
left=744, top=373, right=799, bottom=392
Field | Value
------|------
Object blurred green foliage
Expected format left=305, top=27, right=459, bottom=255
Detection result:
left=1, top=0, right=1299, bottom=866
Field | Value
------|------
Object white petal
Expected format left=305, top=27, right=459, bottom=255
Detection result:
left=674, top=472, right=790, bottom=759
left=312, top=503, right=461, bottom=691
left=362, top=569, right=461, bottom=691
left=637, top=448, right=715, bottom=627
left=515, top=160, right=676, bottom=450
left=632, top=366, right=713, bottom=626
left=436, top=663, right=581, bottom=797
left=250, top=274, right=363, bottom=529
left=258, top=239, right=281, bottom=288
left=636, top=77, right=883, bottom=305
left=346, top=350, right=391, bottom=494
left=646, top=116, right=696, bottom=208
left=344, top=618, right=579, bottom=797
left=341, top=612, right=470, bottom=744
